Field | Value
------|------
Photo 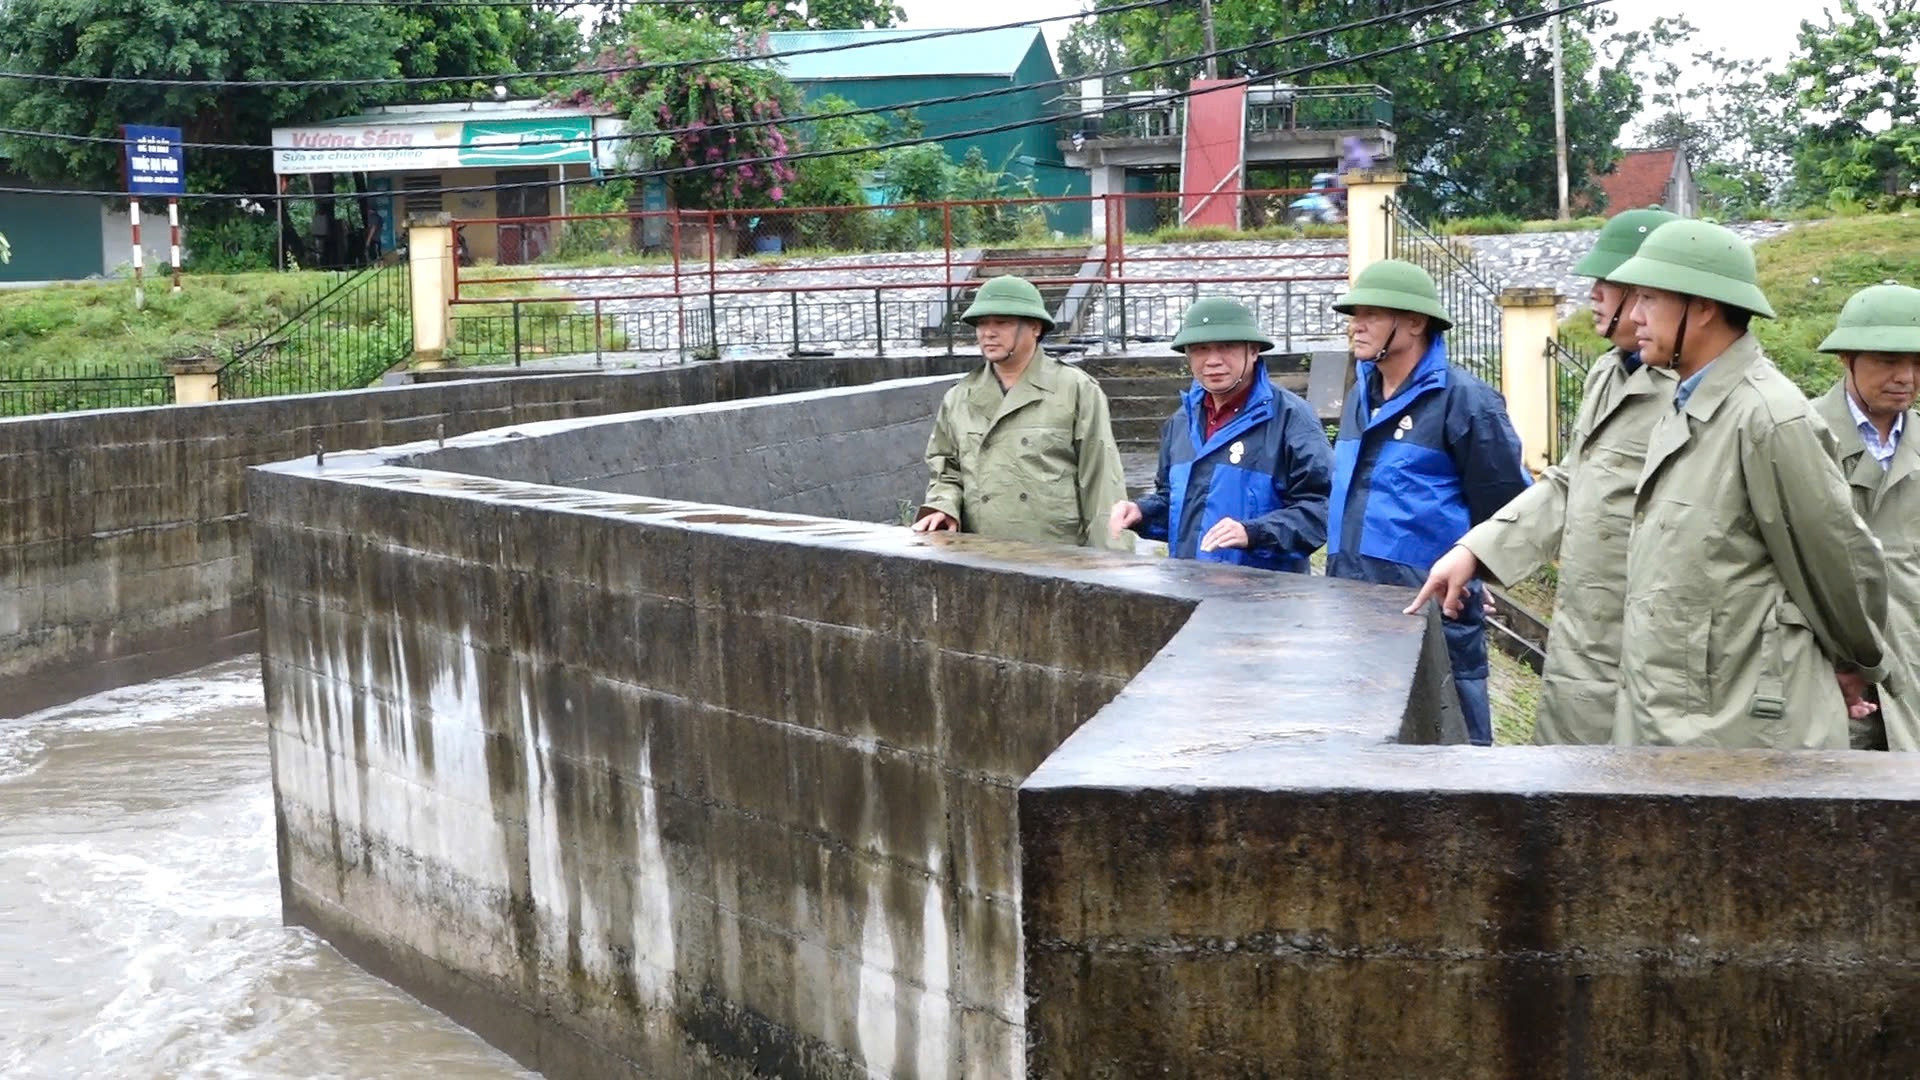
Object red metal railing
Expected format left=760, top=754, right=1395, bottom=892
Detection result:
left=442, top=188, right=1351, bottom=363
left=448, top=187, right=1346, bottom=301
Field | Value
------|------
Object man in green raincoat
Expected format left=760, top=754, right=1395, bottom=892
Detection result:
left=913, top=275, right=1128, bottom=549
left=1408, top=210, right=1679, bottom=744
left=1811, top=282, right=1920, bottom=751
left=1605, top=220, right=1890, bottom=748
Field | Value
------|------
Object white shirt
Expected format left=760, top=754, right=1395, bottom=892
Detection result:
left=1845, top=388, right=1904, bottom=471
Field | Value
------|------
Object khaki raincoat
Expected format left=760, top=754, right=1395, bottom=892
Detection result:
left=1615, top=334, right=1891, bottom=749
left=1813, top=383, right=1920, bottom=751
left=1459, top=350, right=1675, bottom=744
left=919, top=353, right=1128, bottom=549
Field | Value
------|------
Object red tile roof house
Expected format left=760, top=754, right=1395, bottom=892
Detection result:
left=1589, top=146, right=1700, bottom=217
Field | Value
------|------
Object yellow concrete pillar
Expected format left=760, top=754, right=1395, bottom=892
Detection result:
left=1340, top=169, right=1406, bottom=288
left=407, top=212, right=455, bottom=370
left=1498, top=287, right=1563, bottom=473
left=165, top=355, right=221, bottom=405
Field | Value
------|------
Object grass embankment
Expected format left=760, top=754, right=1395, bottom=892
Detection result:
left=1502, top=212, right=1920, bottom=742
left=0, top=271, right=347, bottom=377
left=1559, top=211, right=1920, bottom=395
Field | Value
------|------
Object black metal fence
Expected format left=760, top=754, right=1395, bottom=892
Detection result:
left=1547, top=334, right=1597, bottom=462
left=1093, top=281, right=1349, bottom=351
left=1383, top=198, right=1504, bottom=386
left=450, top=299, right=685, bottom=364
left=218, top=258, right=413, bottom=399
left=0, top=366, right=174, bottom=417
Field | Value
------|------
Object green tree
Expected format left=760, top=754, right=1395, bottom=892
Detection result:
left=589, top=0, right=901, bottom=32
left=567, top=10, right=797, bottom=214
left=1065, top=0, right=1651, bottom=219
left=0, top=0, right=400, bottom=195
left=1639, top=19, right=1802, bottom=219
left=390, top=4, right=582, bottom=101
left=1780, top=0, right=1920, bottom=208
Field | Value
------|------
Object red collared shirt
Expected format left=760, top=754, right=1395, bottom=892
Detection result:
left=1201, top=381, right=1256, bottom=441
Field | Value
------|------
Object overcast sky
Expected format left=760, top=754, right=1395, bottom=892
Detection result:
left=890, top=0, right=1825, bottom=65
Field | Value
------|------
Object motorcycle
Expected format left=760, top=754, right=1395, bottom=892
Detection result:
left=1288, top=172, right=1347, bottom=226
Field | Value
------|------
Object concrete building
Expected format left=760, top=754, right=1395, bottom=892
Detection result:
left=270, top=99, right=640, bottom=266
left=0, top=153, right=180, bottom=283
left=1591, top=145, right=1700, bottom=218
left=767, top=26, right=1088, bottom=231
left=1060, top=80, right=1397, bottom=236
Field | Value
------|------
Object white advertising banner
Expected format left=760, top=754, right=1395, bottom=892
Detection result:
left=272, top=116, right=604, bottom=174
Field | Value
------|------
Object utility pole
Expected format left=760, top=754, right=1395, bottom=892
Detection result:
left=1552, top=10, right=1570, bottom=220
left=1200, top=0, right=1219, bottom=79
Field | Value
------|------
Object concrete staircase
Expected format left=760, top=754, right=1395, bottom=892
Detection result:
left=1086, top=353, right=1319, bottom=497
left=924, top=246, right=1104, bottom=345
left=1085, top=354, right=1315, bottom=455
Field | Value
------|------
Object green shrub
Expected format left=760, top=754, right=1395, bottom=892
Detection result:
left=1437, top=214, right=1525, bottom=235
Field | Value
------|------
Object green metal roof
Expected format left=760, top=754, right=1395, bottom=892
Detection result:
left=766, top=27, right=1045, bottom=82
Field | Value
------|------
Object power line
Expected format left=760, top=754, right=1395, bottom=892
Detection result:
left=0, top=0, right=1608, bottom=203
left=198, top=0, right=657, bottom=6
left=0, top=0, right=1469, bottom=158
left=0, top=1, right=1172, bottom=89
left=198, top=0, right=601, bottom=7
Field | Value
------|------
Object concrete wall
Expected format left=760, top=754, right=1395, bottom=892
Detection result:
left=1023, top=684, right=1920, bottom=1076
left=0, top=355, right=971, bottom=719
left=249, top=386, right=1459, bottom=1078
left=396, top=379, right=952, bottom=522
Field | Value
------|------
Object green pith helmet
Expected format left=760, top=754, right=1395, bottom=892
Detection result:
left=1572, top=208, right=1681, bottom=280
left=960, top=275, right=1055, bottom=333
left=1170, top=297, right=1275, bottom=352
left=1332, top=259, right=1454, bottom=331
left=1818, top=283, right=1920, bottom=354
left=1607, top=219, right=1776, bottom=319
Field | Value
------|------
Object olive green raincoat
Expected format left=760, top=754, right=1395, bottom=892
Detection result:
left=1813, top=383, right=1920, bottom=751
left=1458, top=349, right=1675, bottom=744
left=1615, top=334, right=1891, bottom=749
left=919, top=354, right=1129, bottom=549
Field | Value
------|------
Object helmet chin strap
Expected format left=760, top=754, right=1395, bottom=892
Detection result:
left=1221, top=348, right=1255, bottom=393
left=1669, top=304, right=1691, bottom=370
left=1603, top=288, right=1631, bottom=341
left=1369, top=323, right=1400, bottom=363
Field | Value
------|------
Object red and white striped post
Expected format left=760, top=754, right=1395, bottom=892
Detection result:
left=130, top=200, right=145, bottom=310
left=168, top=197, right=181, bottom=294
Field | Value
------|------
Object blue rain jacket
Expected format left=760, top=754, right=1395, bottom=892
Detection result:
left=1133, top=360, right=1332, bottom=573
left=1327, top=337, right=1532, bottom=680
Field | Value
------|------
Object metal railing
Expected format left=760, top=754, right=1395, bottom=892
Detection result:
left=218, top=258, right=413, bottom=398
left=1547, top=334, right=1598, bottom=462
left=0, top=366, right=174, bottom=417
left=1383, top=197, right=1504, bottom=386
left=448, top=188, right=1351, bottom=365
left=1070, top=82, right=1393, bottom=141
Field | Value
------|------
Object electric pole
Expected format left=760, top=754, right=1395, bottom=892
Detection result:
left=1553, top=11, right=1570, bottom=219
left=1200, top=0, right=1219, bottom=79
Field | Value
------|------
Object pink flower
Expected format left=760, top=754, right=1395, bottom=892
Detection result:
left=769, top=186, right=785, bottom=201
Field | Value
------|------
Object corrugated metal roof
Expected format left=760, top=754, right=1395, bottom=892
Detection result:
left=308, top=100, right=607, bottom=128
left=766, top=26, right=1045, bottom=81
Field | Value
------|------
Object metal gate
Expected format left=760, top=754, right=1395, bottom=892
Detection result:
left=1383, top=197, right=1504, bottom=386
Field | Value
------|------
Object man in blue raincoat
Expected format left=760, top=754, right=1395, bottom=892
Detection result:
left=1109, top=298, right=1331, bottom=570
left=1327, top=260, right=1532, bottom=744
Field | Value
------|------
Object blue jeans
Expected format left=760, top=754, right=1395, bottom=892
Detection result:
left=1455, top=676, right=1492, bottom=746
left=1443, top=582, right=1492, bottom=746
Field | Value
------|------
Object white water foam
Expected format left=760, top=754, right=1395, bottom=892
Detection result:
left=0, top=657, right=535, bottom=1080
